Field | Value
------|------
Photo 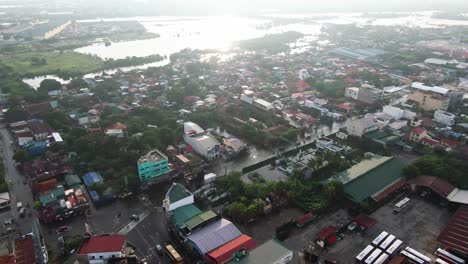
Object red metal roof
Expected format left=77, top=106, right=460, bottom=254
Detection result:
left=411, top=126, right=426, bottom=135
left=0, top=255, right=15, bottom=264
left=14, top=235, right=35, bottom=264
left=336, top=104, right=353, bottom=111
left=408, top=176, right=455, bottom=198
left=296, top=212, right=316, bottom=225
left=372, top=179, right=406, bottom=202
left=441, top=138, right=459, bottom=148
left=437, top=205, right=468, bottom=254
left=316, top=226, right=337, bottom=241
left=206, top=234, right=256, bottom=264
left=78, top=235, right=126, bottom=254
left=354, top=214, right=377, bottom=229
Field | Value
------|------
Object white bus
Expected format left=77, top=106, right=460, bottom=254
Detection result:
left=372, top=231, right=389, bottom=246
left=435, top=248, right=465, bottom=264
left=356, top=245, right=374, bottom=263
left=435, top=258, right=451, bottom=264
left=401, top=250, right=425, bottom=264
left=373, top=253, right=389, bottom=264
left=386, top=239, right=403, bottom=255
left=365, top=248, right=382, bottom=264
left=394, top=197, right=411, bottom=212
left=405, top=247, right=431, bottom=263
left=379, top=235, right=395, bottom=251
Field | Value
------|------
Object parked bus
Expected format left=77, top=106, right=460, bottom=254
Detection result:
left=386, top=239, right=403, bottom=255
left=435, top=248, right=465, bottom=264
left=372, top=231, right=389, bottom=246
left=165, top=244, right=183, bottom=264
left=356, top=245, right=374, bottom=263
left=379, top=235, right=395, bottom=251
left=405, top=247, right=431, bottom=263
left=394, top=197, right=411, bottom=212
left=365, top=248, right=382, bottom=264
left=401, top=250, right=425, bottom=264
left=373, top=253, right=389, bottom=264
left=435, top=258, right=451, bottom=264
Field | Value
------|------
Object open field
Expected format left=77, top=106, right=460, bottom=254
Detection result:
left=0, top=51, right=103, bottom=76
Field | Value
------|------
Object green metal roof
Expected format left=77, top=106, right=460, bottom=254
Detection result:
left=65, top=174, right=82, bottom=187
left=332, top=154, right=392, bottom=185
left=172, top=204, right=202, bottom=226
left=166, top=183, right=192, bottom=204
left=39, top=186, right=65, bottom=205
left=184, top=210, right=217, bottom=230
left=236, top=239, right=292, bottom=264
left=343, top=158, right=404, bottom=203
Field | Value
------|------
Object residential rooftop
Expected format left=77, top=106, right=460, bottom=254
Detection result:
left=138, top=149, right=167, bottom=163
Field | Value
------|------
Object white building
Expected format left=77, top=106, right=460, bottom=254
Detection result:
left=253, top=98, right=273, bottom=111
left=434, top=110, right=456, bottom=126
left=164, top=183, right=194, bottom=211
left=382, top=106, right=416, bottom=120
left=345, top=87, right=360, bottom=100
left=78, top=235, right=126, bottom=264
left=346, top=116, right=378, bottom=137
left=298, top=69, right=310, bottom=80
left=184, top=122, right=220, bottom=159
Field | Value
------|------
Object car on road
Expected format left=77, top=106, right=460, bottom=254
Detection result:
left=4, top=218, right=12, bottom=225
left=56, top=225, right=71, bottom=234
left=19, top=208, right=25, bottom=217
left=156, top=244, right=163, bottom=255
left=130, top=214, right=140, bottom=221
left=17, top=202, right=22, bottom=210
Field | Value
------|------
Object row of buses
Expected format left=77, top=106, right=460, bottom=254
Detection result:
left=355, top=231, right=403, bottom=264
left=356, top=231, right=466, bottom=264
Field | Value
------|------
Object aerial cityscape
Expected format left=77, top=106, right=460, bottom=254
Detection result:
left=0, top=0, right=468, bottom=263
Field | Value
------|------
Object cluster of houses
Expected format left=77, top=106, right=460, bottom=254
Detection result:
left=164, top=183, right=292, bottom=264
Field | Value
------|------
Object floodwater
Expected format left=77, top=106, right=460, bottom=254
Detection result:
left=75, top=12, right=468, bottom=60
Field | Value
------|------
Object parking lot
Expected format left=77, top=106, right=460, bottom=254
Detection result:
left=278, top=194, right=452, bottom=264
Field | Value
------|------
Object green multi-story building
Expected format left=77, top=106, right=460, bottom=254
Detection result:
left=137, top=149, right=169, bottom=185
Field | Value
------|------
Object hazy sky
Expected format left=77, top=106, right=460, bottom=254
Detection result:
left=2, top=0, right=468, bottom=15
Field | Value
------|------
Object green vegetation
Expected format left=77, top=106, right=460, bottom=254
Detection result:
left=217, top=171, right=345, bottom=223
left=403, top=154, right=468, bottom=188
left=0, top=163, right=7, bottom=193
left=0, top=51, right=103, bottom=78
left=238, top=31, right=304, bottom=53
left=306, top=77, right=346, bottom=98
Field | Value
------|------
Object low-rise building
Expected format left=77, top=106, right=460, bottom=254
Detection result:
left=409, top=126, right=427, bottom=142
left=346, top=116, right=378, bottom=137
left=231, top=239, right=293, bottom=264
left=382, top=105, right=416, bottom=120
left=137, top=149, right=169, bottom=185
left=408, top=82, right=450, bottom=111
left=433, top=110, right=456, bottom=126
left=184, top=122, right=220, bottom=160
left=358, top=86, right=383, bottom=104
left=77, top=235, right=126, bottom=264
left=345, top=87, right=359, bottom=100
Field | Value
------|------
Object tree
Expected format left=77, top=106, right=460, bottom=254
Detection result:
left=67, top=78, right=88, bottom=90
left=13, top=150, right=30, bottom=163
left=5, top=107, right=28, bottom=123
left=38, top=79, right=62, bottom=94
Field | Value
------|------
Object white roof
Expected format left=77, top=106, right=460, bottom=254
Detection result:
left=196, top=135, right=219, bottom=149
left=254, top=98, right=273, bottom=108
left=424, top=58, right=448, bottom=65
left=184, top=122, right=204, bottom=134
left=447, top=188, right=468, bottom=205
left=52, top=132, right=63, bottom=142
left=411, top=82, right=449, bottom=95
left=0, top=192, right=10, bottom=201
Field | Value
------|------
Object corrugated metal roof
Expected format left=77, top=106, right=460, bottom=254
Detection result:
left=437, top=205, right=468, bottom=254
left=332, top=154, right=392, bottom=185
left=343, top=158, right=404, bottom=203
left=187, top=218, right=241, bottom=254
left=172, top=204, right=202, bottom=226
left=207, top=235, right=256, bottom=264
left=185, top=210, right=217, bottom=230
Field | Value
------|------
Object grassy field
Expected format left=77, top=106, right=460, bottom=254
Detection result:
left=0, top=51, right=103, bottom=76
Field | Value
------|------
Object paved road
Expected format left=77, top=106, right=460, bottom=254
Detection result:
left=0, top=127, right=36, bottom=235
